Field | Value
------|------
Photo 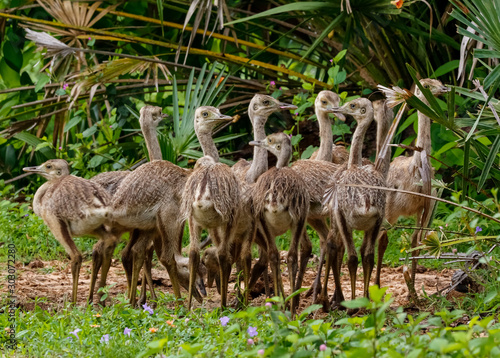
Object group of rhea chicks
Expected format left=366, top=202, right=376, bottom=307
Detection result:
left=23, top=78, right=448, bottom=314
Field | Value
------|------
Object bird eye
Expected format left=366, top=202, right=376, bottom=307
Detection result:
left=57, top=170, right=61, bottom=175
left=202, top=112, right=208, bottom=117
left=46, top=165, right=52, bottom=169
left=276, top=144, right=281, bottom=150
left=424, top=85, right=429, bottom=89
left=253, top=104, right=258, bottom=111
left=321, top=100, right=327, bottom=105
left=350, top=104, right=356, bottom=109
left=263, top=100, right=270, bottom=106
left=360, top=107, right=366, bottom=114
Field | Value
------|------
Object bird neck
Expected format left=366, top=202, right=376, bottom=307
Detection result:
left=276, top=149, right=292, bottom=169
left=348, top=117, right=372, bottom=169
left=246, top=114, right=268, bottom=183
left=414, top=94, right=432, bottom=163
left=375, top=104, right=392, bottom=177
left=198, top=130, right=219, bottom=162
left=142, top=121, right=162, bottom=161
left=316, top=110, right=333, bottom=162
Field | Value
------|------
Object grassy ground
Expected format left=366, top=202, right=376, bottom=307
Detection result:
left=1, top=192, right=499, bottom=357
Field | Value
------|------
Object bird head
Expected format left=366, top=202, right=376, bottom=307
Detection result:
left=331, top=98, right=373, bottom=124
left=194, top=106, right=233, bottom=135
left=139, top=105, right=167, bottom=129
left=416, top=79, right=449, bottom=97
left=23, top=159, right=70, bottom=180
left=250, top=132, right=292, bottom=160
left=248, top=94, right=297, bottom=127
left=315, top=90, right=346, bottom=121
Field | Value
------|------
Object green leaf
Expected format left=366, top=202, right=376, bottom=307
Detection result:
left=477, top=135, right=500, bottom=192
left=432, top=60, right=460, bottom=78
left=334, top=49, right=347, bottom=63
left=64, top=116, right=82, bottom=132
left=3, top=41, right=23, bottom=71
left=13, top=132, right=56, bottom=159
left=82, top=126, right=97, bottom=138
left=35, top=142, right=51, bottom=151
left=55, top=88, right=66, bottom=96
left=226, top=2, right=336, bottom=25
left=35, top=74, right=51, bottom=92
left=301, top=145, right=317, bottom=159
left=341, top=297, right=369, bottom=309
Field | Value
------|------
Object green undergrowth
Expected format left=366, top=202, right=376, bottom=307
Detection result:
left=1, top=286, right=500, bottom=357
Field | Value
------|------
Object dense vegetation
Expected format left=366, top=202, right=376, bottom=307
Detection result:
left=1, top=0, right=499, bottom=356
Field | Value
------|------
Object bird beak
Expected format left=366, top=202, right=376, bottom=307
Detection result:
left=278, top=101, right=298, bottom=110
left=440, top=86, right=450, bottom=93
left=161, top=112, right=168, bottom=118
left=218, top=114, right=234, bottom=121
left=325, top=105, right=346, bottom=121
left=23, top=165, right=42, bottom=173
left=249, top=139, right=263, bottom=147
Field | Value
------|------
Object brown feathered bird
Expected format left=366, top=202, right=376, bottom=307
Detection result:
left=23, top=159, right=116, bottom=304
left=181, top=106, right=238, bottom=309
left=376, top=79, right=448, bottom=287
left=251, top=132, right=310, bottom=313
left=324, top=98, right=388, bottom=307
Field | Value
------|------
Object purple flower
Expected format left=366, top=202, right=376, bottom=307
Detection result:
left=88, top=37, right=92, bottom=40
left=59, top=146, right=62, bottom=150
left=320, top=344, right=327, bottom=351
left=439, top=226, right=443, bottom=230
left=258, top=349, right=265, bottom=355
left=247, top=338, right=254, bottom=345
left=279, top=87, right=282, bottom=90
left=247, top=326, right=258, bottom=337
left=265, top=302, right=272, bottom=308
left=270, top=81, right=276, bottom=86
left=123, top=327, right=132, bottom=336
left=142, top=303, right=154, bottom=315
left=475, top=227, right=482, bottom=234
left=329, top=59, right=333, bottom=63
left=294, top=112, right=299, bottom=116
left=220, top=316, right=230, bottom=326
left=69, top=328, right=81, bottom=339
left=62, top=83, right=69, bottom=90
left=24, top=214, right=29, bottom=217
left=452, top=248, right=457, bottom=254
left=100, top=334, right=109, bottom=343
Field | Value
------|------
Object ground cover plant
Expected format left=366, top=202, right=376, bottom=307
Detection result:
left=1, top=0, right=500, bottom=357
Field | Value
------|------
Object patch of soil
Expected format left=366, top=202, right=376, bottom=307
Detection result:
left=0, top=258, right=453, bottom=314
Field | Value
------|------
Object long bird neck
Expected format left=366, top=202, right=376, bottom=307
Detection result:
left=375, top=105, right=392, bottom=177
left=316, top=110, right=333, bottom=162
left=414, top=94, right=432, bottom=166
left=142, top=121, right=162, bottom=161
left=246, top=114, right=268, bottom=183
left=348, top=117, right=371, bottom=169
left=276, top=148, right=292, bottom=169
left=198, top=130, right=219, bottom=162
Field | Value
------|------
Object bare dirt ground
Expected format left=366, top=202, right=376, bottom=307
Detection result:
left=1, top=256, right=454, bottom=314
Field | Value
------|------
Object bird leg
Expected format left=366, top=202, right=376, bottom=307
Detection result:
left=361, top=222, right=382, bottom=298
left=129, top=236, right=149, bottom=306
left=96, top=234, right=119, bottom=305
left=261, top=219, right=284, bottom=300
left=156, top=215, right=182, bottom=304
left=319, top=239, right=334, bottom=311
left=248, top=228, right=270, bottom=295
left=121, top=229, right=141, bottom=295
left=411, top=211, right=426, bottom=288
left=187, top=219, right=202, bottom=310
left=216, top=224, right=234, bottom=309
left=138, top=244, right=156, bottom=307
left=375, top=230, right=388, bottom=287
left=293, top=227, right=312, bottom=313
left=89, top=240, right=104, bottom=304
left=336, top=210, right=357, bottom=300
left=49, top=218, right=83, bottom=304
left=305, top=217, right=329, bottom=303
